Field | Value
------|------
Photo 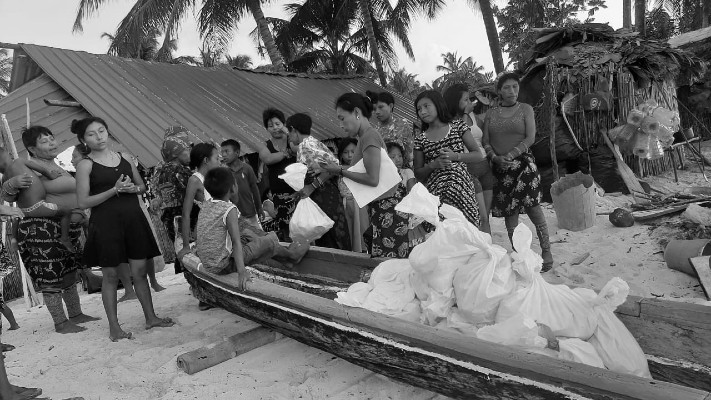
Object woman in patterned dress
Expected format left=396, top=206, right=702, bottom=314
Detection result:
left=413, top=90, right=483, bottom=228
left=321, top=93, right=410, bottom=258
left=368, top=91, right=415, bottom=165
left=482, top=72, right=554, bottom=271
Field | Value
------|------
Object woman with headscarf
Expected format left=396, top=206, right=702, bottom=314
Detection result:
left=151, top=126, right=193, bottom=273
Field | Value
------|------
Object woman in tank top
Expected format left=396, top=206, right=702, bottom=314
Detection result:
left=257, top=108, right=297, bottom=242
left=73, top=117, right=174, bottom=342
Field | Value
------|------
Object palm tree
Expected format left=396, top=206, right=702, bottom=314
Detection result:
left=101, top=27, right=175, bottom=60
left=436, top=52, right=473, bottom=75
left=636, top=0, right=647, bottom=35
left=0, top=49, right=11, bottom=96
left=433, top=52, right=491, bottom=91
left=266, top=0, right=408, bottom=75
left=624, top=0, right=633, bottom=28
left=388, top=68, right=425, bottom=99
left=73, top=0, right=284, bottom=68
left=225, top=54, right=253, bottom=69
left=465, top=0, right=504, bottom=74
left=652, top=0, right=710, bottom=31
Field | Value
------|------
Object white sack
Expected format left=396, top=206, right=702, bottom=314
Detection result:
left=335, top=282, right=373, bottom=307
left=395, top=182, right=440, bottom=226
left=278, top=163, right=308, bottom=191
left=289, top=198, right=334, bottom=242
left=452, top=229, right=515, bottom=325
left=477, top=313, right=546, bottom=348
left=344, top=148, right=401, bottom=208
left=363, top=259, right=416, bottom=314
left=586, top=278, right=651, bottom=378
left=558, top=338, right=606, bottom=369
left=496, top=224, right=598, bottom=339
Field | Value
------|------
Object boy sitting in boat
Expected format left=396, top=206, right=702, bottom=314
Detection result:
left=196, top=167, right=309, bottom=290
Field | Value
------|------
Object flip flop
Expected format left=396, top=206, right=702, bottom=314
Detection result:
left=1, top=343, right=15, bottom=352
left=145, top=317, right=175, bottom=330
left=109, top=331, right=133, bottom=342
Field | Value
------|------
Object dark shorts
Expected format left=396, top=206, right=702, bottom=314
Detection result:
left=209, top=232, right=280, bottom=275
left=468, top=159, right=495, bottom=192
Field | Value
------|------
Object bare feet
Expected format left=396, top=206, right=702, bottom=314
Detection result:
left=55, top=321, right=87, bottom=334
left=69, top=314, right=101, bottom=324
left=109, top=328, right=133, bottom=342
left=0, top=343, right=15, bottom=352
left=8, top=323, right=19, bottom=331
left=8, top=385, right=43, bottom=400
left=117, top=291, right=137, bottom=303
left=145, top=317, right=175, bottom=330
left=151, top=282, right=167, bottom=292
left=60, top=237, right=76, bottom=253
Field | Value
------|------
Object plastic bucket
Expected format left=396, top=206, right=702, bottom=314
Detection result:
left=550, top=172, right=597, bottom=232
left=664, top=239, right=711, bottom=276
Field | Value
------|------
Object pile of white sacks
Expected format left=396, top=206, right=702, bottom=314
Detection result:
left=335, top=184, right=651, bottom=378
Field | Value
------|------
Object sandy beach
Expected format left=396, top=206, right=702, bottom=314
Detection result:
left=3, top=142, right=710, bottom=400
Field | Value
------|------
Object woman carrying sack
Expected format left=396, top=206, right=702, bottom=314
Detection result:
left=321, top=93, right=409, bottom=258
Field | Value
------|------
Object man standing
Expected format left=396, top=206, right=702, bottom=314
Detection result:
left=221, top=140, right=263, bottom=229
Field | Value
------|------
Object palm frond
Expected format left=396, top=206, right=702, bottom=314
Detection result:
left=73, top=0, right=112, bottom=33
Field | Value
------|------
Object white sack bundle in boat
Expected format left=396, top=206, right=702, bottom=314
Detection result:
left=581, top=278, right=652, bottom=378
left=395, top=182, right=440, bottom=226
left=278, top=162, right=308, bottom=191
left=496, top=224, right=598, bottom=339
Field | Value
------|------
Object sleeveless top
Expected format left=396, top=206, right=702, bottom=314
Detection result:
left=467, top=112, right=487, bottom=158
left=266, top=140, right=296, bottom=194
left=192, top=171, right=213, bottom=205
left=196, top=199, right=238, bottom=272
left=486, top=105, right=529, bottom=155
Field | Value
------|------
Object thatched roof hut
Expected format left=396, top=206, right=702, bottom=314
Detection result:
left=518, top=24, right=706, bottom=187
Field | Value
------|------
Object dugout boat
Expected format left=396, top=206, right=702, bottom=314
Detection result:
left=183, top=247, right=711, bottom=400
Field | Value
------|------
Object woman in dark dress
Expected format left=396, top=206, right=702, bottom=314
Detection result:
left=483, top=72, right=554, bottom=271
left=257, top=108, right=297, bottom=241
left=73, top=117, right=174, bottom=342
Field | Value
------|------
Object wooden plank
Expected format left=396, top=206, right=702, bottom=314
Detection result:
left=183, top=267, right=709, bottom=400
left=616, top=295, right=642, bottom=317
left=648, top=357, right=711, bottom=392
left=639, top=298, right=711, bottom=330
left=690, top=256, right=711, bottom=300
left=176, top=326, right=279, bottom=375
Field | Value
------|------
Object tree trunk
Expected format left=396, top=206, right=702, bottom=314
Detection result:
left=248, top=0, right=284, bottom=68
left=478, top=0, right=505, bottom=74
left=634, top=0, right=646, bottom=36
left=359, top=0, right=387, bottom=86
left=623, top=0, right=632, bottom=29
left=702, top=0, right=709, bottom=28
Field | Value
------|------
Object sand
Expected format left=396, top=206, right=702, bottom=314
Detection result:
left=3, top=142, right=710, bottom=399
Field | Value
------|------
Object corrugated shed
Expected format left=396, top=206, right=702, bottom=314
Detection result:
left=4, top=44, right=417, bottom=167
left=0, top=74, right=91, bottom=158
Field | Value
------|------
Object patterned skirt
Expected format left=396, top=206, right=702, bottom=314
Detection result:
left=268, top=192, right=297, bottom=242
left=311, top=179, right=351, bottom=251
left=490, top=152, right=542, bottom=217
left=16, top=217, right=82, bottom=290
left=369, top=184, right=411, bottom=258
left=424, top=163, right=480, bottom=227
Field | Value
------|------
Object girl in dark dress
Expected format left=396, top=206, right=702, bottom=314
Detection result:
left=73, top=117, right=174, bottom=342
left=413, top=90, right=483, bottom=228
left=257, top=108, right=297, bottom=241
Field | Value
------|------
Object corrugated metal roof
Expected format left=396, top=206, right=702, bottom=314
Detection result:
left=3, top=44, right=417, bottom=167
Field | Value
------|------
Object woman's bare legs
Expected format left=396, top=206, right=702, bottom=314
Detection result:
left=117, top=264, right=136, bottom=303
left=1, top=306, right=18, bottom=330
left=146, top=258, right=166, bottom=292
left=101, top=266, right=131, bottom=341
left=128, top=258, right=174, bottom=330
left=475, top=191, right=490, bottom=234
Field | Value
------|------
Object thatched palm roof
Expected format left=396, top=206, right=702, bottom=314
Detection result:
left=522, top=23, right=706, bottom=86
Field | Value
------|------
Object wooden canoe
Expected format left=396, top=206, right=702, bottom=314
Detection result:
left=183, top=247, right=711, bottom=400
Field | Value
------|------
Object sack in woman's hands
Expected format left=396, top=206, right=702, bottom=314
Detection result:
left=279, top=163, right=308, bottom=191
left=289, top=198, right=334, bottom=243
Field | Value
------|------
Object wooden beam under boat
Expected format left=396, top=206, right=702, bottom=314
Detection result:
left=183, top=247, right=711, bottom=400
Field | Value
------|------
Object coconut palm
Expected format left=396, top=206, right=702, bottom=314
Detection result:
left=652, top=0, right=710, bottom=31
left=636, top=0, right=648, bottom=35
left=433, top=52, right=491, bottom=91
left=465, top=0, right=504, bottom=74
left=0, top=49, right=11, bottom=96
left=264, top=0, right=411, bottom=76
left=225, top=54, right=253, bottom=69
left=101, top=27, right=176, bottom=60
left=73, top=0, right=284, bottom=68
left=388, top=68, right=425, bottom=99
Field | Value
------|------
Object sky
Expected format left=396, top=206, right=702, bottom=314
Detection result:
left=0, top=0, right=625, bottom=85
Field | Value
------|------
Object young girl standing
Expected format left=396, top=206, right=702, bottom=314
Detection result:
left=413, top=90, right=483, bottom=228
left=73, top=117, right=174, bottom=342
left=337, top=138, right=368, bottom=253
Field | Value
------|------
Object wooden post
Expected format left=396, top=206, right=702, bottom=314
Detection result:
left=176, top=326, right=280, bottom=375
left=547, top=61, right=559, bottom=181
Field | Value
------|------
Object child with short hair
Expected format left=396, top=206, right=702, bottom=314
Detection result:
left=196, top=168, right=309, bottom=290
left=221, top=139, right=262, bottom=230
